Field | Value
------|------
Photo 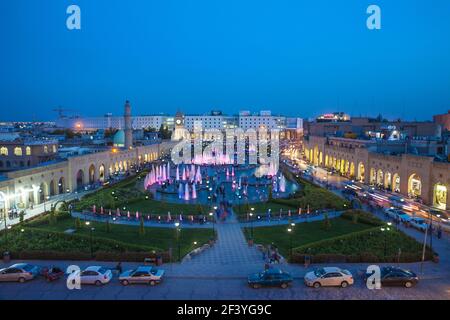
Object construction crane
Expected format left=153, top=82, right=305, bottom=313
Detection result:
left=53, top=106, right=76, bottom=119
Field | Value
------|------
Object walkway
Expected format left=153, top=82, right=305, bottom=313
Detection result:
left=182, top=212, right=262, bottom=266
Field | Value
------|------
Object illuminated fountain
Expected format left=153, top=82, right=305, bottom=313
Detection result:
left=178, top=183, right=184, bottom=199
left=184, top=183, right=190, bottom=200
left=279, top=174, right=286, bottom=193
left=192, top=183, right=197, bottom=199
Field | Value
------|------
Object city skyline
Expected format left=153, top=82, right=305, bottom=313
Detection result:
left=1, top=0, right=450, bottom=121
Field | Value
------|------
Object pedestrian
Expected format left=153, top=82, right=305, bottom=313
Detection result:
left=437, top=227, right=442, bottom=239
left=115, top=262, right=122, bottom=274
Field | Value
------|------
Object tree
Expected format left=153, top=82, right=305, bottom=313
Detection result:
left=48, top=210, right=56, bottom=225
left=75, top=217, right=81, bottom=230
left=159, top=124, right=172, bottom=140
left=19, top=211, right=24, bottom=225
left=352, top=211, right=359, bottom=224
left=139, top=217, right=145, bottom=236
left=105, top=220, right=111, bottom=233
left=195, top=204, right=204, bottom=215
left=323, top=212, right=331, bottom=230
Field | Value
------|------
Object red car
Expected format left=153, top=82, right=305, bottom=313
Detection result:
left=41, top=266, right=65, bottom=282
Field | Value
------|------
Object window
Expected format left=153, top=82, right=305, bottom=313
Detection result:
left=52, top=145, right=56, bottom=153
left=0, top=147, right=7, bottom=156
left=25, top=146, right=31, bottom=155
left=14, top=147, right=22, bottom=156
left=43, top=146, right=48, bottom=153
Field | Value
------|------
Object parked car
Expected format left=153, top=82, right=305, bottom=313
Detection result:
left=77, top=266, right=113, bottom=286
left=0, top=263, right=40, bottom=283
left=304, top=267, right=354, bottom=288
left=384, top=208, right=411, bottom=222
left=342, top=188, right=358, bottom=197
left=384, top=208, right=399, bottom=219
left=41, top=266, right=65, bottom=282
left=397, top=211, right=412, bottom=223
left=119, top=266, right=165, bottom=286
left=365, top=266, right=418, bottom=288
left=410, top=217, right=428, bottom=232
left=248, top=268, right=293, bottom=289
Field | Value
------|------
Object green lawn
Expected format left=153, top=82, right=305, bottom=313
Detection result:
left=72, top=171, right=210, bottom=215
left=293, top=227, right=428, bottom=261
left=124, top=199, right=209, bottom=216
left=243, top=217, right=374, bottom=256
left=233, top=201, right=296, bottom=217
left=7, top=213, right=214, bottom=261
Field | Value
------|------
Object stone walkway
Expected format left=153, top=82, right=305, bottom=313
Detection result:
left=182, top=212, right=262, bottom=266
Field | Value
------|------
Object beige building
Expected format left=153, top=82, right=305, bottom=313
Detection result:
left=304, top=136, right=450, bottom=210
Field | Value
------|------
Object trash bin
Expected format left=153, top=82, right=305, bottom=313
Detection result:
left=3, top=251, right=10, bottom=263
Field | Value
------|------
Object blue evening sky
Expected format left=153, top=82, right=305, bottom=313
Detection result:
left=0, top=0, right=449, bottom=121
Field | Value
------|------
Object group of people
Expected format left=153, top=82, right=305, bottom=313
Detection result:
left=262, top=244, right=282, bottom=267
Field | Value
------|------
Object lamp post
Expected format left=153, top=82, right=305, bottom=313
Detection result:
left=174, top=222, right=181, bottom=261
left=287, top=227, right=293, bottom=261
left=209, top=212, right=215, bottom=240
left=428, top=210, right=433, bottom=251
left=85, top=221, right=95, bottom=258
left=238, top=195, right=242, bottom=215
left=249, top=212, right=254, bottom=239
left=380, top=222, right=392, bottom=261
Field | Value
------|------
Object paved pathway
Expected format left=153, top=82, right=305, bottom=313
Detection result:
left=182, top=212, right=262, bottom=266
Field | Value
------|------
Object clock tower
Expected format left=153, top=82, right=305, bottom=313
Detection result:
left=172, top=111, right=186, bottom=141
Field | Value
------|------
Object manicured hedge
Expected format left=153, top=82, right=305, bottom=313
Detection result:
left=291, top=227, right=432, bottom=263
left=340, top=209, right=383, bottom=227
left=0, top=228, right=162, bottom=255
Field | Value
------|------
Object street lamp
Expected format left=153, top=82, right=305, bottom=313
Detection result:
left=85, top=221, right=95, bottom=258
left=287, top=227, right=293, bottom=261
left=380, top=222, right=391, bottom=261
left=174, top=222, right=181, bottom=261
left=249, top=212, right=254, bottom=239
left=209, top=212, right=215, bottom=239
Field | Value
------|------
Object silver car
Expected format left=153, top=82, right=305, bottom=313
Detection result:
left=77, top=266, right=113, bottom=286
left=304, top=267, right=354, bottom=288
left=0, top=263, right=40, bottom=283
left=119, top=266, right=165, bottom=286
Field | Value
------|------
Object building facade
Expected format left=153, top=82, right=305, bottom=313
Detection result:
left=0, top=141, right=175, bottom=215
left=303, top=135, right=450, bottom=210
left=0, top=139, right=59, bottom=172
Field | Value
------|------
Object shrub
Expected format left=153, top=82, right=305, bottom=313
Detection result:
left=75, top=217, right=81, bottom=230
left=341, top=210, right=382, bottom=226
left=291, top=227, right=432, bottom=263
left=322, top=212, right=331, bottom=230
left=139, top=217, right=145, bottom=236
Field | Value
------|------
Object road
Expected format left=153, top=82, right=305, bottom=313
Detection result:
left=0, top=258, right=449, bottom=300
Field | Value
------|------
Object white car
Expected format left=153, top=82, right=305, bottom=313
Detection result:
left=77, top=266, right=113, bottom=286
left=304, top=267, right=354, bottom=288
left=410, top=217, right=428, bottom=232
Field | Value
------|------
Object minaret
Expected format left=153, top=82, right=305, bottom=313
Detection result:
left=124, top=100, right=133, bottom=149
